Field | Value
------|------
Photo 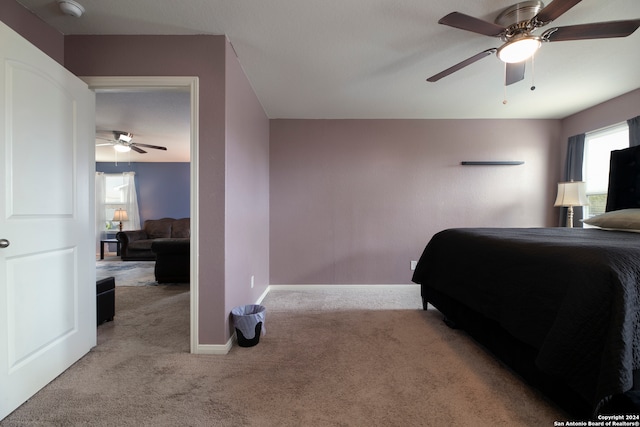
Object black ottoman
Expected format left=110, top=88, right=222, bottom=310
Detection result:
left=151, top=238, right=190, bottom=283
left=96, top=277, right=115, bottom=325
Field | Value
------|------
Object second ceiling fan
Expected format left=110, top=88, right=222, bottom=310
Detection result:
left=96, top=130, right=167, bottom=154
left=427, top=0, right=640, bottom=86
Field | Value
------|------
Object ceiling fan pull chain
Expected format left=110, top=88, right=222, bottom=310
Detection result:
left=530, top=55, right=536, bottom=91
left=502, top=63, right=508, bottom=105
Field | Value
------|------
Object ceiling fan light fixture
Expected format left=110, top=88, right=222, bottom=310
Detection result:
left=117, top=132, right=133, bottom=143
left=497, top=37, right=541, bottom=63
left=113, top=144, right=131, bottom=153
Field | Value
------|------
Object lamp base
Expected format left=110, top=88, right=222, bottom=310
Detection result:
left=566, top=206, right=574, bottom=228
left=118, top=222, right=123, bottom=232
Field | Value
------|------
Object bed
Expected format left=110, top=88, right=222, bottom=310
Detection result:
left=411, top=145, right=640, bottom=418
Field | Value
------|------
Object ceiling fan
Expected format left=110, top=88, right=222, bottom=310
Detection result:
left=426, top=0, right=640, bottom=86
left=96, top=130, right=167, bottom=154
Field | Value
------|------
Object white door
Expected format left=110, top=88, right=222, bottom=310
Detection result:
left=0, top=21, right=95, bottom=419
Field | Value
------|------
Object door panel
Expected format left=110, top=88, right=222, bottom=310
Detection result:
left=7, top=248, right=76, bottom=370
left=9, top=60, right=75, bottom=216
left=0, top=21, right=95, bottom=420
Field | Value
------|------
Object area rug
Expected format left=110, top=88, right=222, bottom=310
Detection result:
left=95, top=259, right=156, bottom=286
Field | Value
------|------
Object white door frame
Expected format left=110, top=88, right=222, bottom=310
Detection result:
left=82, top=76, right=200, bottom=353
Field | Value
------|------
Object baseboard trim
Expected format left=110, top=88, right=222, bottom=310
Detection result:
left=268, top=284, right=418, bottom=290
left=194, top=338, right=234, bottom=355
left=255, top=286, right=270, bottom=304
left=194, top=284, right=417, bottom=355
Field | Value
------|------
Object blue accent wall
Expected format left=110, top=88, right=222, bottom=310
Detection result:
left=96, top=162, right=190, bottom=225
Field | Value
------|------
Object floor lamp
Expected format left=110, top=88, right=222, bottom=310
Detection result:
left=554, top=181, right=588, bottom=228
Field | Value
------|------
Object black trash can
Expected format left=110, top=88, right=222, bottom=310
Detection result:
left=231, top=304, right=266, bottom=347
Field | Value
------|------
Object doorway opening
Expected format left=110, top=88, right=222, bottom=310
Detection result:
left=83, top=76, right=199, bottom=353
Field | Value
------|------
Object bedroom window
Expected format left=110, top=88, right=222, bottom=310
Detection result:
left=583, top=123, right=629, bottom=219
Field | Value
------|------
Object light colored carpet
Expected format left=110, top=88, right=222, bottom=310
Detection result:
left=0, top=285, right=567, bottom=426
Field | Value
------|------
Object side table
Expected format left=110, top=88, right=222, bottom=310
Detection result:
left=100, top=239, right=120, bottom=260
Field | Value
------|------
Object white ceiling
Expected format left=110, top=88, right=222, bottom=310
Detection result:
left=94, top=91, right=191, bottom=163
left=14, top=0, right=640, bottom=159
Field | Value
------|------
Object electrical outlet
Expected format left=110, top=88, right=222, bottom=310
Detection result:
left=410, top=261, right=418, bottom=271
left=251, top=275, right=255, bottom=288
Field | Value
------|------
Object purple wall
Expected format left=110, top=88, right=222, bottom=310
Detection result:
left=66, top=35, right=270, bottom=345
left=224, top=42, right=270, bottom=336
left=270, top=119, right=561, bottom=284
left=269, top=89, right=640, bottom=286
left=64, top=34, right=229, bottom=345
left=559, top=89, right=640, bottom=171
left=0, top=2, right=63, bottom=64
left=561, top=89, right=640, bottom=139
left=96, top=162, right=190, bottom=225
left=3, top=0, right=637, bottom=341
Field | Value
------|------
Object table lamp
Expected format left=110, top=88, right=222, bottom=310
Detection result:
left=112, top=208, right=128, bottom=231
left=554, top=181, right=588, bottom=228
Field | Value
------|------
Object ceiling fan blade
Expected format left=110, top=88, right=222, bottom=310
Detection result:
left=427, top=49, right=496, bottom=82
left=132, top=143, right=168, bottom=151
left=130, top=145, right=147, bottom=154
left=505, top=62, right=525, bottom=86
left=438, top=12, right=505, bottom=37
left=96, top=143, right=114, bottom=147
left=533, top=0, right=582, bottom=26
left=544, top=20, right=640, bottom=42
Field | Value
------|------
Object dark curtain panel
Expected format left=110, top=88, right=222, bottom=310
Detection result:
left=559, top=134, right=586, bottom=226
left=629, top=116, right=640, bottom=147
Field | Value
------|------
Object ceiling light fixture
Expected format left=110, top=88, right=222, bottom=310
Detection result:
left=113, top=144, right=131, bottom=153
left=497, top=36, right=541, bottom=63
left=57, top=0, right=85, bottom=18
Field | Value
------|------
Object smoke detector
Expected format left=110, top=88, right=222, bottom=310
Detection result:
left=58, top=0, right=85, bottom=18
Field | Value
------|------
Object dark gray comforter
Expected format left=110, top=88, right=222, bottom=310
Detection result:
left=412, top=227, right=640, bottom=409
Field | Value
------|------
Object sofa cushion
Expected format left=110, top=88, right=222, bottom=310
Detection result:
left=171, top=218, right=190, bottom=238
left=127, top=240, right=155, bottom=251
left=152, top=238, right=190, bottom=254
left=144, top=219, right=173, bottom=239
left=117, top=218, right=190, bottom=261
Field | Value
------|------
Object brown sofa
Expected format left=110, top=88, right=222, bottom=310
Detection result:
left=116, top=218, right=190, bottom=261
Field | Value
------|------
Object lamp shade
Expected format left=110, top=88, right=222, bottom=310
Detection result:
left=112, top=209, right=128, bottom=221
left=554, top=181, right=589, bottom=207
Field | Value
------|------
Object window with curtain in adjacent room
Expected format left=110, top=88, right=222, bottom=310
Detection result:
left=104, top=174, right=129, bottom=228
left=583, top=123, right=629, bottom=220
left=95, top=172, right=141, bottom=254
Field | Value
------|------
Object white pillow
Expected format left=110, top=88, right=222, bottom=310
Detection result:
left=582, top=209, right=640, bottom=231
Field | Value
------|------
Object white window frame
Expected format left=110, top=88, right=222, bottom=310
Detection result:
left=582, top=122, right=629, bottom=220
left=104, top=174, right=128, bottom=229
